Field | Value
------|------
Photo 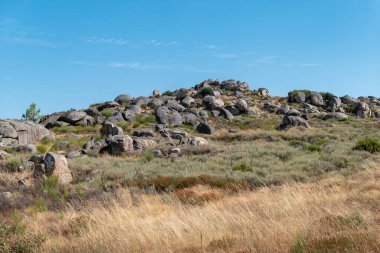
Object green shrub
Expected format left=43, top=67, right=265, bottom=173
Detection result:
left=162, top=90, right=174, bottom=96
left=0, top=213, right=44, bottom=253
left=338, top=212, right=363, bottom=227
left=34, top=197, right=48, bottom=213
left=290, top=235, right=307, bottom=253
left=43, top=175, right=59, bottom=201
left=51, top=125, right=99, bottom=134
left=143, top=151, right=154, bottom=163
left=353, top=138, right=380, bottom=153
left=320, top=92, right=335, bottom=101
left=232, top=162, right=251, bottom=172
left=0, top=147, right=15, bottom=154
left=50, top=136, right=90, bottom=152
left=101, top=108, right=113, bottom=118
left=121, top=101, right=130, bottom=107
left=304, top=144, right=321, bottom=152
left=199, top=86, right=214, bottom=96
left=37, top=144, right=49, bottom=154
left=288, top=89, right=313, bottom=97
left=117, top=121, right=132, bottom=132
left=135, top=114, right=157, bottom=125
left=289, top=140, right=304, bottom=148
left=5, top=157, right=22, bottom=172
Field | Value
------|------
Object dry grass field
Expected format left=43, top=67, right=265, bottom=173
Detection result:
left=19, top=166, right=380, bottom=253
left=1, top=117, right=380, bottom=253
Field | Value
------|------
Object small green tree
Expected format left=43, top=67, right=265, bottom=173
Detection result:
left=22, top=103, right=42, bottom=123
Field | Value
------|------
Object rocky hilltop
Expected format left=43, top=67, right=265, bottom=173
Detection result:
left=0, top=79, right=379, bottom=187
left=1, top=79, right=380, bottom=252
left=1, top=79, right=380, bottom=158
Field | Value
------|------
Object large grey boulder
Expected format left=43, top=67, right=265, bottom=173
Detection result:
left=225, top=106, right=240, bottom=116
left=44, top=153, right=73, bottom=185
left=340, top=95, right=357, bottom=105
left=115, top=94, right=133, bottom=105
left=277, top=105, right=290, bottom=115
left=0, top=120, right=52, bottom=147
left=220, top=80, right=249, bottom=91
left=196, top=123, right=214, bottom=135
left=58, top=111, right=88, bottom=124
left=203, top=96, right=224, bottom=110
left=147, top=98, right=164, bottom=108
left=354, top=102, right=371, bottom=118
left=39, top=112, right=70, bottom=128
left=183, top=113, right=200, bottom=127
left=236, top=98, right=248, bottom=112
left=107, top=112, right=125, bottom=123
left=278, top=116, right=310, bottom=130
left=105, top=135, right=134, bottom=155
left=123, top=110, right=136, bottom=121
left=188, top=137, right=209, bottom=146
left=219, top=108, right=234, bottom=120
left=326, top=96, right=342, bottom=108
left=287, top=108, right=301, bottom=117
left=323, top=112, right=348, bottom=120
left=166, top=100, right=185, bottom=112
left=126, top=105, right=142, bottom=115
left=132, top=137, right=157, bottom=151
left=288, top=91, right=306, bottom=103
left=181, top=96, right=196, bottom=108
left=156, top=106, right=183, bottom=127
left=176, top=88, right=190, bottom=99
left=101, top=122, right=123, bottom=136
left=132, top=96, right=150, bottom=106
left=307, top=93, right=324, bottom=107
left=83, top=138, right=107, bottom=154
left=258, top=88, right=270, bottom=97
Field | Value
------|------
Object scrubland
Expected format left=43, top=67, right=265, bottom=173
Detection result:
left=1, top=116, right=380, bottom=252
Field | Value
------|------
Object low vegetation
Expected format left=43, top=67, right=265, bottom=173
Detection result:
left=353, top=138, right=380, bottom=153
left=14, top=167, right=380, bottom=253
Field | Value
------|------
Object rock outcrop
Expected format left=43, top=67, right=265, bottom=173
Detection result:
left=0, top=120, right=52, bottom=147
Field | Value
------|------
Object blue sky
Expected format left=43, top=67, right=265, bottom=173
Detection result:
left=1, top=0, right=379, bottom=119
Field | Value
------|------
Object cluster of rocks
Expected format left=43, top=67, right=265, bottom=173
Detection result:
left=1, top=79, right=380, bottom=155
left=28, top=152, right=73, bottom=185
left=78, top=121, right=209, bottom=157
left=288, top=91, right=379, bottom=119
left=0, top=120, right=52, bottom=150
left=39, top=79, right=260, bottom=133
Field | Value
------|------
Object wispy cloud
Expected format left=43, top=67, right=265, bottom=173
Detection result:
left=84, top=37, right=131, bottom=45
left=216, top=53, right=240, bottom=59
left=70, top=60, right=173, bottom=70
left=256, top=55, right=277, bottom=64
left=107, top=62, right=172, bottom=70
left=283, top=62, right=324, bottom=67
left=193, top=41, right=224, bottom=50
left=144, top=40, right=180, bottom=46
left=84, top=37, right=180, bottom=47
left=0, top=18, right=59, bottom=47
left=1, top=37, right=60, bottom=47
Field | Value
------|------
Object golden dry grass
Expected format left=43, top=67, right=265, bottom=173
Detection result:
left=22, top=167, right=380, bottom=253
